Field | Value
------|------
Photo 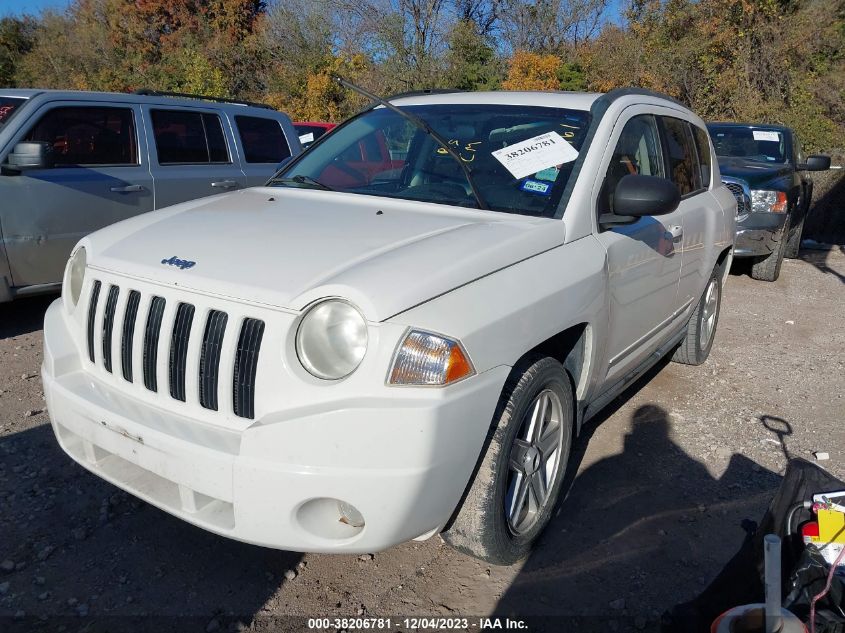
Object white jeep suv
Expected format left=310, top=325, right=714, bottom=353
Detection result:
left=42, top=88, right=735, bottom=564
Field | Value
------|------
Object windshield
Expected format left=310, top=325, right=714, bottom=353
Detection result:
left=0, top=97, right=25, bottom=129
left=274, top=104, right=591, bottom=218
left=707, top=125, right=789, bottom=163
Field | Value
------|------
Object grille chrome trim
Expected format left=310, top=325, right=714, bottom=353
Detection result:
left=169, top=303, right=195, bottom=403
left=143, top=297, right=166, bottom=392
left=101, top=285, right=120, bottom=373
left=199, top=310, right=228, bottom=411
left=86, top=281, right=102, bottom=363
left=121, top=290, right=141, bottom=382
left=722, top=176, right=751, bottom=215
left=233, top=318, right=265, bottom=420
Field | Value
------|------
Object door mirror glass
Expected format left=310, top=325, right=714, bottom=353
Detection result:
left=613, top=174, right=681, bottom=217
left=801, top=155, right=831, bottom=171
left=7, top=141, right=54, bottom=171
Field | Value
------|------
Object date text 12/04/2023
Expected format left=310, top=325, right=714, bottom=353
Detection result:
left=306, top=617, right=529, bottom=630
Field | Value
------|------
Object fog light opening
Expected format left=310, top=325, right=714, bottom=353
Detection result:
left=296, top=498, right=366, bottom=540
left=338, top=500, right=365, bottom=528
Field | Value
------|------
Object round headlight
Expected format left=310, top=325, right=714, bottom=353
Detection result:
left=296, top=299, right=368, bottom=380
left=67, top=247, right=87, bottom=309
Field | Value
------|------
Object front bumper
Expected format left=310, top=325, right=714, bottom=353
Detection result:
left=733, top=212, right=788, bottom=257
left=42, top=298, right=510, bottom=553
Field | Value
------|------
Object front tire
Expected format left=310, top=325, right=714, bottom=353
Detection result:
left=672, top=267, right=722, bottom=366
left=442, top=356, right=574, bottom=565
left=784, top=214, right=804, bottom=259
left=750, top=216, right=790, bottom=281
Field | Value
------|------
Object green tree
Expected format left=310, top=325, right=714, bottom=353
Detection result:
left=444, top=19, right=502, bottom=90
left=0, top=17, right=36, bottom=88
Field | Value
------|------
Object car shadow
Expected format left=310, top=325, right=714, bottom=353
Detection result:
left=0, top=422, right=301, bottom=632
left=492, top=360, right=782, bottom=632
left=0, top=294, right=57, bottom=340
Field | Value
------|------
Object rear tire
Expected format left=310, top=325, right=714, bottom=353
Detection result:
left=672, top=267, right=722, bottom=366
left=442, top=356, right=574, bottom=565
left=750, top=216, right=790, bottom=282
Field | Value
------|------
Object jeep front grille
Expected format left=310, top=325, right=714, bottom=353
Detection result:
left=143, top=296, right=166, bottom=392
left=233, top=318, right=265, bottom=420
left=168, top=303, right=195, bottom=402
left=86, top=280, right=101, bottom=363
left=86, top=282, right=264, bottom=420
left=199, top=310, right=228, bottom=412
left=101, top=285, right=119, bottom=373
left=120, top=290, right=141, bottom=383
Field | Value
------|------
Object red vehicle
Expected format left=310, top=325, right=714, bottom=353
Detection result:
left=293, top=121, right=336, bottom=148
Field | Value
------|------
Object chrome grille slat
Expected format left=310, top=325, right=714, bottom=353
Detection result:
left=168, top=303, right=195, bottom=402
left=199, top=310, right=228, bottom=411
left=233, top=318, right=265, bottom=420
left=86, top=280, right=102, bottom=363
left=121, top=290, right=141, bottom=382
left=143, top=296, right=166, bottom=392
left=101, top=285, right=120, bottom=373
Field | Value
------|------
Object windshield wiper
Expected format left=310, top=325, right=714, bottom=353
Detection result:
left=332, top=75, right=488, bottom=211
left=269, top=175, right=334, bottom=191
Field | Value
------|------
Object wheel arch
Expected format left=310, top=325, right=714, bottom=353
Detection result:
left=716, top=245, right=732, bottom=284
left=518, top=321, right=591, bottom=432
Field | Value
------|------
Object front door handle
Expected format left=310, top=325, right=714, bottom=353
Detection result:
left=667, top=225, right=683, bottom=240
left=110, top=184, right=145, bottom=193
left=211, top=180, right=238, bottom=189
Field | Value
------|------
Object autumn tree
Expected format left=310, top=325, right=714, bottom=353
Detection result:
left=502, top=50, right=562, bottom=90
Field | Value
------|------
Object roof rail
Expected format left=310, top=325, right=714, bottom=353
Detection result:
left=600, top=87, right=686, bottom=108
left=132, top=89, right=275, bottom=110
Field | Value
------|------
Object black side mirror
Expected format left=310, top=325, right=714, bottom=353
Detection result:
left=601, top=174, right=681, bottom=228
left=5, top=142, right=54, bottom=173
left=799, top=155, right=831, bottom=171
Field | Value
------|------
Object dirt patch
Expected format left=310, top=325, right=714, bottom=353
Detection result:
left=1, top=251, right=843, bottom=631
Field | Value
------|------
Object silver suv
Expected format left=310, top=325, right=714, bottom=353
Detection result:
left=0, top=89, right=300, bottom=303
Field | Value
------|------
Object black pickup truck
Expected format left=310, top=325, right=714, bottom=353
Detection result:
left=706, top=123, right=830, bottom=281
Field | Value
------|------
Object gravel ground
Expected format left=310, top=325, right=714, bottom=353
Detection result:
left=0, top=246, right=843, bottom=633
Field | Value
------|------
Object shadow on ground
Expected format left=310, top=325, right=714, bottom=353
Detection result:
left=0, top=422, right=303, bottom=632
left=0, top=297, right=303, bottom=632
left=493, top=360, right=782, bottom=632
left=0, top=294, right=56, bottom=340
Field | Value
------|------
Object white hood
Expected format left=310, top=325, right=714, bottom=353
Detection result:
left=88, top=187, right=564, bottom=321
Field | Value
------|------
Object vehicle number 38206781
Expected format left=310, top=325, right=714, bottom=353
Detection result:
left=307, top=617, right=528, bottom=630
left=503, top=137, right=555, bottom=160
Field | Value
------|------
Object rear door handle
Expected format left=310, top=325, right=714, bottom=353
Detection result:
left=110, top=184, right=145, bottom=193
left=667, top=225, right=683, bottom=240
left=211, top=180, right=238, bottom=189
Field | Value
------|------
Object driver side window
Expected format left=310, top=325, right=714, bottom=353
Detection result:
left=599, top=114, right=664, bottom=215
left=24, top=106, right=137, bottom=167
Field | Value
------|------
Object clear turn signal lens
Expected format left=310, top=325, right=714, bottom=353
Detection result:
left=388, top=330, right=475, bottom=386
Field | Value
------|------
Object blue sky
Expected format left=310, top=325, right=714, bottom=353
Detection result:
left=0, top=0, right=71, bottom=17
left=1, top=0, right=624, bottom=26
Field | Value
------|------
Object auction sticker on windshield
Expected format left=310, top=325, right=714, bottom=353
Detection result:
left=492, top=131, right=578, bottom=179
left=752, top=130, right=781, bottom=142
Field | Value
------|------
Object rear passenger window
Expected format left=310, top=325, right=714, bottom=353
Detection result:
left=662, top=117, right=702, bottom=196
left=235, top=116, right=290, bottom=163
left=151, top=110, right=229, bottom=165
left=24, top=106, right=137, bottom=166
left=692, top=125, right=712, bottom=188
